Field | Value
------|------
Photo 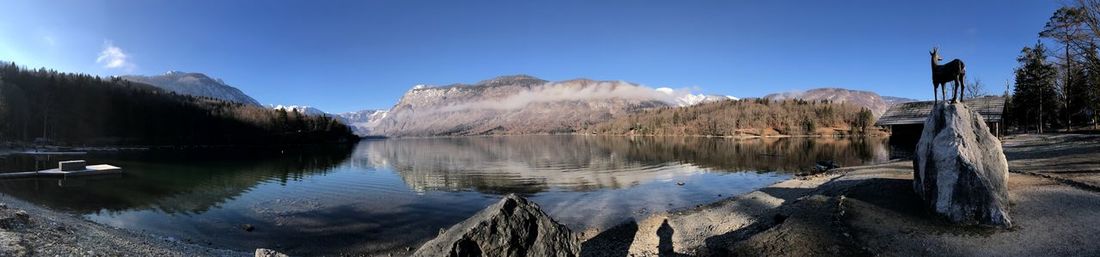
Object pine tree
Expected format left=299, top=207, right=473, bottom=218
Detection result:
left=1042, top=6, right=1094, bottom=128
left=1013, top=42, right=1060, bottom=133
left=0, top=77, right=6, bottom=141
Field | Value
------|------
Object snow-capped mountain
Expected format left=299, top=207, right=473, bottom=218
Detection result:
left=270, top=105, right=329, bottom=116
left=120, top=71, right=261, bottom=106
left=656, top=87, right=737, bottom=106
left=337, top=109, right=389, bottom=136
left=372, top=75, right=675, bottom=137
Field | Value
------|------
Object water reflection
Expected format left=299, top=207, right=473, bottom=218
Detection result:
left=0, top=136, right=888, bottom=255
left=0, top=146, right=353, bottom=214
left=357, top=136, right=889, bottom=193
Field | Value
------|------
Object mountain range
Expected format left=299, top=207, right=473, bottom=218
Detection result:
left=270, top=105, right=329, bottom=116
left=120, top=71, right=261, bottom=106
left=369, top=75, right=729, bottom=137
left=337, top=109, right=389, bottom=136
left=117, top=71, right=915, bottom=138
left=763, top=88, right=917, bottom=117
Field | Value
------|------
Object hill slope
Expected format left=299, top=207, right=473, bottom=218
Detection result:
left=0, top=63, right=355, bottom=145
left=120, top=71, right=262, bottom=106
left=372, top=75, right=703, bottom=137
left=763, top=88, right=915, bottom=117
left=588, top=98, right=878, bottom=137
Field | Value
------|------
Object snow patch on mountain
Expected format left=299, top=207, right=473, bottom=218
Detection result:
left=763, top=88, right=917, bottom=117
left=655, top=87, right=737, bottom=107
left=337, top=109, right=390, bottom=136
left=270, top=105, right=328, bottom=116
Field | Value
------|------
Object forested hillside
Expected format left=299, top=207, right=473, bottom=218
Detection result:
left=587, top=99, right=878, bottom=137
left=0, top=63, right=356, bottom=145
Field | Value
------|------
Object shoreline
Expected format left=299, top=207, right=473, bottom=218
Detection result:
left=0, top=191, right=246, bottom=257
left=365, top=132, right=889, bottom=140
left=577, top=133, right=1100, bottom=256
left=0, top=133, right=1096, bottom=256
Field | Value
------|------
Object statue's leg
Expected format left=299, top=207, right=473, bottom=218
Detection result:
left=940, top=84, right=946, bottom=102
left=933, top=84, right=938, bottom=102
left=960, top=77, right=966, bottom=100
left=953, top=81, right=959, bottom=102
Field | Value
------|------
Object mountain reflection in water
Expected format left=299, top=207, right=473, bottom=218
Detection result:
left=0, top=136, right=888, bottom=255
left=358, top=136, right=889, bottom=194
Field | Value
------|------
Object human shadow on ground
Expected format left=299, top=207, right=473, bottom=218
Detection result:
left=656, top=219, right=691, bottom=257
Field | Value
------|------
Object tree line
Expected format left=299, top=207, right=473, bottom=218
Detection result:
left=1011, top=2, right=1100, bottom=132
left=586, top=98, right=876, bottom=137
left=0, top=62, right=357, bottom=146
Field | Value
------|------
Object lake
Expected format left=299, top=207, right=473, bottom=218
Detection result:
left=0, top=136, right=890, bottom=255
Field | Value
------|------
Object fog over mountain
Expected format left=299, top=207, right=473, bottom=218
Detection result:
left=120, top=71, right=262, bottom=106
left=370, top=75, right=731, bottom=137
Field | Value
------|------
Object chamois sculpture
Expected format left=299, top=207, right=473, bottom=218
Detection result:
left=930, top=47, right=966, bottom=102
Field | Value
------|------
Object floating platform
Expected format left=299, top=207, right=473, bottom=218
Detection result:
left=15, top=151, right=87, bottom=156
left=0, top=160, right=121, bottom=179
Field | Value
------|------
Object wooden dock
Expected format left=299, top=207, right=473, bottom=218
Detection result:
left=0, top=161, right=121, bottom=179
left=14, top=151, right=87, bottom=156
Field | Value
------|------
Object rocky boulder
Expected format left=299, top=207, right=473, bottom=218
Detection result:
left=254, top=248, right=289, bottom=257
left=412, top=194, right=580, bottom=257
left=913, top=102, right=1011, bottom=226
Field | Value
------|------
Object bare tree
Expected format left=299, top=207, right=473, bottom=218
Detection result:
left=965, top=77, right=988, bottom=99
left=1076, top=0, right=1100, bottom=37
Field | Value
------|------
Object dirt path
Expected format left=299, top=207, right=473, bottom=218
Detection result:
left=1003, top=134, right=1100, bottom=188
left=580, top=134, right=1100, bottom=257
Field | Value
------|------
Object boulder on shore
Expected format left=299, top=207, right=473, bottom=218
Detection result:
left=913, top=102, right=1011, bottom=226
left=255, top=248, right=289, bottom=257
left=412, top=194, right=580, bottom=257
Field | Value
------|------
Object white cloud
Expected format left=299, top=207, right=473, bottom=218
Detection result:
left=96, top=41, right=134, bottom=71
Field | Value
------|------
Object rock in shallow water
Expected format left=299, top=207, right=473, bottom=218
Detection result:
left=913, top=102, right=1011, bottom=226
left=412, top=194, right=580, bottom=257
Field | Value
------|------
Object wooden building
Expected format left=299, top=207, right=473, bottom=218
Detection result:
left=875, top=96, right=1006, bottom=147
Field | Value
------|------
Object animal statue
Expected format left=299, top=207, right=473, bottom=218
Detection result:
left=930, top=47, right=966, bottom=102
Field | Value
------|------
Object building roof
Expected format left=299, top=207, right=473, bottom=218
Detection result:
left=875, top=96, right=1005, bottom=126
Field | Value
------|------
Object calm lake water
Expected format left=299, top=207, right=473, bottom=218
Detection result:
left=0, top=136, right=889, bottom=255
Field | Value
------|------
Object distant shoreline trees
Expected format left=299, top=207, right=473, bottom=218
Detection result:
left=587, top=99, right=878, bottom=137
left=0, top=62, right=357, bottom=146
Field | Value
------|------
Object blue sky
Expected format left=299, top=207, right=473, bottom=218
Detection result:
left=0, top=0, right=1062, bottom=112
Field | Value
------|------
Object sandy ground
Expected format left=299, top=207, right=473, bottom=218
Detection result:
left=579, top=134, right=1100, bottom=257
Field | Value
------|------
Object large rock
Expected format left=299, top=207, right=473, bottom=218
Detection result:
left=913, top=102, right=1011, bottom=226
left=412, top=194, right=580, bottom=257
left=254, top=248, right=289, bottom=257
